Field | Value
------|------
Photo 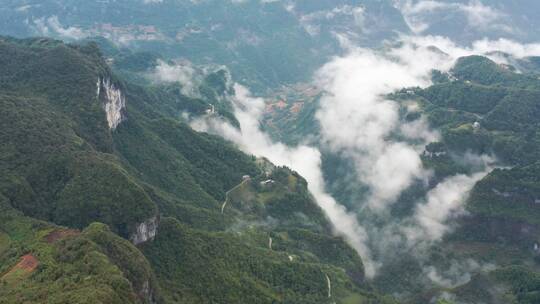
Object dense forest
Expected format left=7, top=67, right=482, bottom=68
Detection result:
left=1, top=1, right=540, bottom=303
left=0, top=37, right=394, bottom=303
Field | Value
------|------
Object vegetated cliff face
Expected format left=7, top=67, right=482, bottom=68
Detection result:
left=0, top=37, right=389, bottom=304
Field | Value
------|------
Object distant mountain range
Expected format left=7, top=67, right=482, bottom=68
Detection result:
left=1, top=1, right=539, bottom=92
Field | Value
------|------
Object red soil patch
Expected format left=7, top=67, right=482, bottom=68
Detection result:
left=18, top=254, right=38, bottom=271
left=1, top=254, right=39, bottom=280
left=44, top=229, right=80, bottom=243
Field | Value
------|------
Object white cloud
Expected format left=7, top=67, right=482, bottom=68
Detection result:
left=405, top=35, right=540, bottom=65
left=16, top=5, right=33, bottom=12
left=296, top=5, right=366, bottom=36
left=314, top=43, right=444, bottom=211
left=404, top=170, right=489, bottom=243
left=395, top=0, right=509, bottom=34
left=193, top=36, right=540, bottom=277
left=460, top=0, right=502, bottom=29
left=191, top=84, right=379, bottom=278
left=190, top=32, right=540, bottom=280
left=149, top=60, right=229, bottom=97
left=424, top=258, right=496, bottom=288
left=311, top=33, right=539, bottom=260
left=150, top=59, right=199, bottom=96
left=33, top=16, right=88, bottom=40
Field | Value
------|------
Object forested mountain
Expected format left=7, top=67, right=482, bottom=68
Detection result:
left=262, top=52, right=540, bottom=303
left=401, top=56, right=540, bottom=303
left=0, top=37, right=394, bottom=303
left=2, top=1, right=540, bottom=304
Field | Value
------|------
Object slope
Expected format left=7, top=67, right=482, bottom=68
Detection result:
left=0, top=37, right=392, bottom=303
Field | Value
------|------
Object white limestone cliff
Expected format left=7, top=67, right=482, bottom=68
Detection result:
left=97, top=77, right=126, bottom=130
left=140, top=280, right=158, bottom=304
left=130, top=216, right=159, bottom=245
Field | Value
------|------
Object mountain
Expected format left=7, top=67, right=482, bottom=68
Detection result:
left=398, top=58, right=540, bottom=302
left=402, top=56, right=540, bottom=303
left=0, top=36, right=397, bottom=303
left=257, top=52, right=540, bottom=303
left=0, top=0, right=409, bottom=92
left=2, top=2, right=540, bottom=304
left=2, top=0, right=540, bottom=92
left=394, top=0, right=540, bottom=44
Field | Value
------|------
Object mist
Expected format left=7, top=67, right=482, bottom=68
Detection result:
left=149, top=60, right=200, bottom=96
left=192, top=84, right=379, bottom=277
left=192, top=35, right=540, bottom=280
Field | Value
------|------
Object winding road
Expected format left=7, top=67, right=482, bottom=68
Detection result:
left=325, top=273, right=332, bottom=299
left=221, top=177, right=251, bottom=214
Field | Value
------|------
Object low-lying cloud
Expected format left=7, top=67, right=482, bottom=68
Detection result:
left=33, top=16, right=88, bottom=40
left=149, top=60, right=200, bottom=96
left=395, top=0, right=510, bottom=34
left=296, top=4, right=366, bottom=36
left=191, top=33, right=540, bottom=281
left=404, top=169, right=490, bottom=244
left=314, top=45, right=443, bottom=211
left=192, top=84, right=379, bottom=277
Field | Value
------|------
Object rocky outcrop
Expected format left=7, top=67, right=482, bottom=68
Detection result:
left=140, top=280, right=158, bottom=304
left=131, top=216, right=159, bottom=245
left=97, top=77, right=126, bottom=130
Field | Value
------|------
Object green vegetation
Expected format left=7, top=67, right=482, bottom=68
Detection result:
left=468, top=164, right=540, bottom=225
left=492, top=266, right=540, bottom=304
left=415, top=56, right=540, bottom=226
left=0, top=37, right=389, bottom=303
left=0, top=200, right=158, bottom=303
left=400, top=55, right=540, bottom=303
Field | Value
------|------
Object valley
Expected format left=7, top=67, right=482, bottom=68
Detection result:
left=1, top=1, right=540, bottom=304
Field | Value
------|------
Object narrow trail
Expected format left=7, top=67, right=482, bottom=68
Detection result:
left=268, top=237, right=273, bottom=250
left=221, top=177, right=250, bottom=214
left=221, top=200, right=227, bottom=214
left=325, top=273, right=332, bottom=299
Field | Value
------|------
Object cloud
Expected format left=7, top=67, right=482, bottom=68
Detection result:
left=191, top=33, right=540, bottom=280
left=16, top=5, right=33, bottom=12
left=404, top=35, right=540, bottom=65
left=33, top=16, right=88, bottom=40
left=294, top=5, right=366, bottom=36
left=149, top=60, right=233, bottom=99
left=395, top=0, right=510, bottom=34
left=311, top=33, right=537, bottom=265
left=460, top=0, right=503, bottom=29
left=403, top=169, right=490, bottom=244
left=149, top=60, right=200, bottom=96
left=314, top=43, right=444, bottom=211
left=424, top=258, right=496, bottom=288
left=191, top=84, right=379, bottom=277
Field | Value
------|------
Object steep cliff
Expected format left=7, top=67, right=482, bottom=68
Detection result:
left=97, top=77, right=127, bottom=130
